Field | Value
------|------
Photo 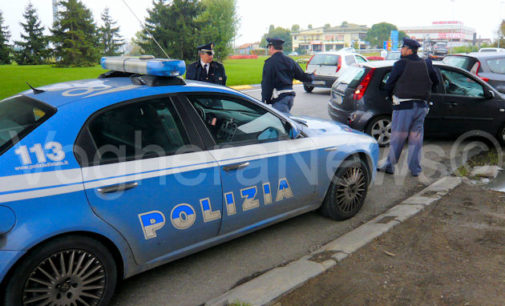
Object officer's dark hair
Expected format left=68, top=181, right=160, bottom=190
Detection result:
left=269, top=43, right=283, bottom=51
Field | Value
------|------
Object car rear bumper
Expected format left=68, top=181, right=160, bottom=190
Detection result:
left=328, top=101, right=351, bottom=124
left=305, top=75, right=337, bottom=88
left=327, top=101, right=372, bottom=131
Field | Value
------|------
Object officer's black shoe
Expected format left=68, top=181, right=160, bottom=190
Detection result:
left=377, top=166, right=394, bottom=175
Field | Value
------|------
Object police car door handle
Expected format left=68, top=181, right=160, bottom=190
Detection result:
left=97, top=182, right=139, bottom=194
left=325, top=147, right=338, bottom=152
left=223, top=162, right=250, bottom=172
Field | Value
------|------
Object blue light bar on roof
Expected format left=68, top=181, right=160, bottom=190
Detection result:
left=101, top=56, right=186, bottom=77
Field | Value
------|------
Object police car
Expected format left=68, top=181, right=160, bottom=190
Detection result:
left=0, top=56, right=379, bottom=305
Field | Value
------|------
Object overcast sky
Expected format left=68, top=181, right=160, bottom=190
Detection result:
left=1, top=0, right=504, bottom=46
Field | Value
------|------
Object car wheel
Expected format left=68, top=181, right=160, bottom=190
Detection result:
left=366, top=116, right=392, bottom=147
left=320, top=157, right=369, bottom=221
left=3, top=235, right=117, bottom=306
left=498, top=123, right=505, bottom=145
left=303, top=84, right=314, bottom=93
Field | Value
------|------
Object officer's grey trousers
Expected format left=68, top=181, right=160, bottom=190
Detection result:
left=272, top=95, right=294, bottom=114
left=383, top=102, right=429, bottom=176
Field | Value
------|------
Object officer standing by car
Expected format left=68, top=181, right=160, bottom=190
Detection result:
left=261, top=37, right=314, bottom=114
left=380, top=37, right=439, bottom=177
left=186, top=43, right=227, bottom=85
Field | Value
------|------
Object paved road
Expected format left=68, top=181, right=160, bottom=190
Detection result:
left=111, top=85, right=482, bottom=306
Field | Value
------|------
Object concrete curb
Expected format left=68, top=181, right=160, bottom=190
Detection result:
left=206, top=176, right=462, bottom=306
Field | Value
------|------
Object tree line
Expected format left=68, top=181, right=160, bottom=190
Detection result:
left=0, top=1, right=124, bottom=66
left=0, top=0, right=238, bottom=67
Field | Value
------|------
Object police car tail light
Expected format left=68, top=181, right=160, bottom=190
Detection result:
left=353, top=68, right=376, bottom=100
left=100, top=56, right=186, bottom=77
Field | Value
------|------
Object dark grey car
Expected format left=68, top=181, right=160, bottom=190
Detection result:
left=443, top=53, right=505, bottom=93
left=328, top=61, right=505, bottom=146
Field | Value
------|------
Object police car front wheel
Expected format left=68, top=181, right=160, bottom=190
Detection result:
left=3, top=235, right=117, bottom=306
left=320, top=157, right=369, bottom=221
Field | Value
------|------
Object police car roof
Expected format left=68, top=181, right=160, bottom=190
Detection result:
left=20, top=77, right=239, bottom=109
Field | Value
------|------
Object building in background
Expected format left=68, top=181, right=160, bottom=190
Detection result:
left=400, top=21, right=477, bottom=48
left=291, top=23, right=369, bottom=54
left=235, top=42, right=260, bottom=55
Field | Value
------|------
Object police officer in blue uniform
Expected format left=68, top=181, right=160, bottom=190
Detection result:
left=261, top=38, right=314, bottom=114
left=186, top=43, right=227, bottom=85
left=380, top=37, right=439, bottom=177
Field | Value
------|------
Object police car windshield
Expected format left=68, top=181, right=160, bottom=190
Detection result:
left=0, top=96, right=56, bottom=155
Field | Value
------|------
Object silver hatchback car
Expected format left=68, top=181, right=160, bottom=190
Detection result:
left=304, top=50, right=368, bottom=92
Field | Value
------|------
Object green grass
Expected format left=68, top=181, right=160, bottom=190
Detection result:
left=0, top=64, right=105, bottom=100
left=454, top=148, right=501, bottom=178
left=0, top=56, right=309, bottom=100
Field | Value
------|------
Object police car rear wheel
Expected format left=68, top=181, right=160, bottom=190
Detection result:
left=3, top=236, right=117, bottom=306
left=303, top=84, right=314, bottom=93
left=321, top=157, right=369, bottom=221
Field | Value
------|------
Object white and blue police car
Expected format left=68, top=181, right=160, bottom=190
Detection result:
left=0, top=56, right=379, bottom=305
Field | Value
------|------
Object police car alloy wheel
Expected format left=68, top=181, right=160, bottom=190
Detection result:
left=3, top=236, right=117, bottom=306
left=320, top=157, right=369, bottom=220
left=366, top=116, right=392, bottom=147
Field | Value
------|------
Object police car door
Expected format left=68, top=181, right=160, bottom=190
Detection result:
left=76, top=97, right=223, bottom=264
left=182, top=94, right=318, bottom=234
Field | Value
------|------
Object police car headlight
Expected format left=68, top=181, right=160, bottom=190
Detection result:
left=101, top=56, right=186, bottom=77
left=0, top=206, right=15, bottom=235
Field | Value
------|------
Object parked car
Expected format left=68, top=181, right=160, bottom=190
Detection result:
left=479, top=48, right=505, bottom=53
left=433, top=41, right=449, bottom=57
left=328, top=61, right=504, bottom=146
left=443, top=52, right=505, bottom=93
left=385, top=51, right=401, bottom=61
left=0, top=56, right=379, bottom=304
left=303, top=50, right=368, bottom=92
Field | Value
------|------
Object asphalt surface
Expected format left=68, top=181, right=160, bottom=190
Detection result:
left=111, top=85, right=485, bottom=306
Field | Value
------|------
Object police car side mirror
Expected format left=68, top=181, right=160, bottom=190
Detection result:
left=288, top=122, right=301, bottom=139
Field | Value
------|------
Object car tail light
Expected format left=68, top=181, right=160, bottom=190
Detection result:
left=353, top=68, right=375, bottom=100
left=307, top=55, right=315, bottom=67
left=336, top=56, right=342, bottom=72
left=474, top=61, right=490, bottom=82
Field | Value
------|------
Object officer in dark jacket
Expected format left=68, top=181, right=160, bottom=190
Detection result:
left=380, top=37, right=439, bottom=177
left=186, top=43, right=227, bottom=85
left=261, top=38, right=314, bottom=114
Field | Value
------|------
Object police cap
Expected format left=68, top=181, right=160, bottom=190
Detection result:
left=266, top=37, right=285, bottom=48
left=402, top=37, right=421, bottom=52
left=197, top=43, right=214, bottom=55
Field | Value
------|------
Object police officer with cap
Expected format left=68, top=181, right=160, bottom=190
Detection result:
left=379, top=37, right=439, bottom=177
left=261, top=37, right=314, bottom=113
left=186, top=43, right=227, bottom=85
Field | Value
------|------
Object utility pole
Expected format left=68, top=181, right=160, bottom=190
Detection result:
left=52, top=0, right=58, bottom=25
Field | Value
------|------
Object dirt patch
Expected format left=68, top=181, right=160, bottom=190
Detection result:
left=277, top=185, right=505, bottom=305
